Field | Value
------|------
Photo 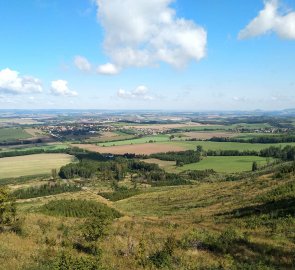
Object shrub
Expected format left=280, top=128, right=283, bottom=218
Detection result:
left=41, top=199, right=122, bottom=219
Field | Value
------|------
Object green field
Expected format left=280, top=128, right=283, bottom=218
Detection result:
left=0, top=143, right=69, bottom=153
left=0, top=128, right=31, bottom=142
left=163, top=140, right=295, bottom=151
left=98, top=134, right=171, bottom=146
left=173, top=156, right=272, bottom=173
left=0, top=153, right=75, bottom=179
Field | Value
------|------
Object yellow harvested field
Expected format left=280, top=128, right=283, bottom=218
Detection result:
left=0, top=154, right=74, bottom=179
left=74, top=143, right=185, bottom=155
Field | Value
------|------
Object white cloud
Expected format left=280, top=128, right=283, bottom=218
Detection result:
left=117, top=85, right=154, bottom=100
left=95, top=0, right=207, bottom=69
left=74, top=56, right=92, bottom=71
left=0, top=68, right=43, bottom=94
left=97, top=63, right=120, bottom=75
left=239, top=0, right=295, bottom=39
left=50, top=80, right=78, bottom=97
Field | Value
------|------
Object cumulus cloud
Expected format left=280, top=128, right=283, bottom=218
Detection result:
left=95, top=0, right=207, bottom=70
left=0, top=68, right=43, bottom=94
left=117, top=85, right=154, bottom=100
left=97, top=63, right=120, bottom=75
left=74, top=56, right=92, bottom=71
left=239, top=0, right=295, bottom=39
left=50, top=80, right=78, bottom=97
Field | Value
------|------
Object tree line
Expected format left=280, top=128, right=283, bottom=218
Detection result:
left=209, top=134, right=295, bottom=144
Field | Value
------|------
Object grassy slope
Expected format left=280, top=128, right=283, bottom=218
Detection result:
left=0, top=153, right=74, bottom=179
left=0, top=173, right=294, bottom=269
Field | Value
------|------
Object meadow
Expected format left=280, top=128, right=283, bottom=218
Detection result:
left=164, top=140, right=295, bottom=151
left=173, top=156, right=272, bottom=173
left=0, top=153, right=75, bottom=179
left=0, top=143, right=69, bottom=153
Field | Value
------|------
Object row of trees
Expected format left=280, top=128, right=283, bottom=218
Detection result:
left=209, top=135, right=295, bottom=144
left=150, top=148, right=203, bottom=165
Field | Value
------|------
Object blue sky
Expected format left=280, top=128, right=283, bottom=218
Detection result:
left=0, top=0, right=295, bottom=110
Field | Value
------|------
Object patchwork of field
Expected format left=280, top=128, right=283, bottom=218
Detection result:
left=86, top=131, right=135, bottom=143
left=0, top=154, right=75, bottom=179
left=74, top=143, right=185, bottom=155
left=75, top=138, right=295, bottom=155
left=0, top=118, right=41, bottom=126
left=127, top=122, right=216, bottom=131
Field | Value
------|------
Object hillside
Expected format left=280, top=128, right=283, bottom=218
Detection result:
left=0, top=162, right=294, bottom=270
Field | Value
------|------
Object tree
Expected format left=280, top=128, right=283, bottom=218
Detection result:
left=196, top=145, right=203, bottom=153
left=252, top=161, right=258, bottom=171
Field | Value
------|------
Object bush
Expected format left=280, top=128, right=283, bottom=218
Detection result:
left=13, top=183, right=81, bottom=199
left=149, top=236, right=178, bottom=268
left=41, top=199, right=122, bottom=219
left=53, top=252, right=104, bottom=270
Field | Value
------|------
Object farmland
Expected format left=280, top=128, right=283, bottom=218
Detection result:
left=73, top=142, right=185, bottom=155
left=0, top=128, right=32, bottom=142
left=0, top=153, right=75, bottom=179
left=74, top=139, right=295, bottom=155
left=1, top=111, right=295, bottom=270
left=174, top=156, right=272, bottom=173
left=142, top=156, right=272, bottom=173
left=165, top=140, right=295, bottom=151
left=98, top=134, right=171, bottom=146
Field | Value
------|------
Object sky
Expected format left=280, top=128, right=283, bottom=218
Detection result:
left=0, top=0, right=295, bottom=111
